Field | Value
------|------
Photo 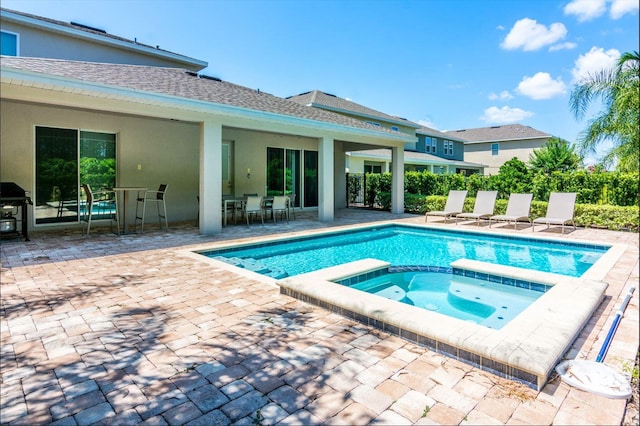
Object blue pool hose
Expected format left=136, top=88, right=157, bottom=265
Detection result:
left=596, top=286, right=636, bottom=363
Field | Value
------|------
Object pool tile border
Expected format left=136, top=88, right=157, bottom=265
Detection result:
left=278, top=258, right=610, bottom=391
left=335, top=265, right=552, bottom=294
left=280, top=284, right=541, bottom=388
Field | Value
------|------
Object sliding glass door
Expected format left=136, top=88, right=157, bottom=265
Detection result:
left=35, top=126, right=116, bottom=224
left=266, top=147, right=318, bottom=208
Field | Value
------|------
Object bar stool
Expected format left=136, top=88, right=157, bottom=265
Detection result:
left=134, top=184, right=168, bottom=232
left=81, top=184, right=119, bottom=236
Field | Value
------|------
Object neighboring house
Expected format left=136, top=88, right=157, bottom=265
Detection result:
left=347, top=149, right=485, bottom=175
left=1, top=9, right=411, bottom=236
left=288, top=90, right=485, bottom=175
left=415, top=126, right=484, bottom=175
left=0, top=7, right=207, bottom=71
left=445, top=124, right=552, bottom=175
left=287, top=90, right=420, bottom=139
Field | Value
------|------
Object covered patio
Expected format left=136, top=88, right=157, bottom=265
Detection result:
left=1, top=57, right=412, bottom=237
left=1, top=209, right=637, bottom=425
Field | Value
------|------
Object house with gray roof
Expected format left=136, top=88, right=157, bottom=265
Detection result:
left=445, top=124, right=552, bottom=175
left=288, top=90, right=485, bottom=175
left=0, top=7, right=207, bottom=71
left=1, top=8, right=411, bottom=235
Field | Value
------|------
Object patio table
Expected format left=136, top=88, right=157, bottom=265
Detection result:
left=113, top=186, right=147, bottom=233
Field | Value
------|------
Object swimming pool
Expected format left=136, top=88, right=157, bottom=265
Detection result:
left=203, top=224, right=609, bottom=279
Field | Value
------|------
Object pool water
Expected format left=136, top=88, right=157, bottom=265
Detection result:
left=340, top=270, right=543, bottom=329
left=206, top=224, right=608, bottom=279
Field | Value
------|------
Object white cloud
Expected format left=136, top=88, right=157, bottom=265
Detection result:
left=417, top=119, right=439, bottom=130
left=549, top=41, right=578, bottom=51
left=516, top=72, right=567, bottom=100
left=481, top=106, right=533, bottom=123
left=564, top=0, right=607, bottom=22
left=501, top=18, right=567, bottom=51
left=571, top=46, right=620, bottom=83
left=488, top=91, right=514, bottom=101
left=610, top=0, right=639, bottom=18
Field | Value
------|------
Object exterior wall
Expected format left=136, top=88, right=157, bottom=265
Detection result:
left=334, top=142, right=347, bottom=209
left=464, top=138, right=548, bottom=175
left=223, top=127, right=319, bottom=200
left=1, top=20, right=202, bottom=70
left=415, top=134, right=464, bottom=161
left=1, top=99, right=201, bottom=230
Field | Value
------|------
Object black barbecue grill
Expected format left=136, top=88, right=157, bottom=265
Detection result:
left=0, top=182, right=32, bottom=241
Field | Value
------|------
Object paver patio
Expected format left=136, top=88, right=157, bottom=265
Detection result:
left=1, top=209, right=638, bottom=425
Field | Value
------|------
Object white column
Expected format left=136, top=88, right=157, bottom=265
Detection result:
left=200, top=120, right=222, bottom=235
left=318, top=136, right=334, bottom=222
left=391, top=145, right=404, bottom=214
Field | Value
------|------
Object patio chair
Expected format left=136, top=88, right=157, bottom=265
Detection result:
left=425, top=190, right=467, bottom=223
left=268, top=195, right=289, bottom=223
left=81, top=184, right=119, bottom=236
left=455, top=190, right=498, bottom=225
left=244, top=195, right=264, bottom=226
left=489, top=193, right=533, bottom=229
left=532, top=192, right=577, bottom=234
left=134, top=184, right=168, bottom=233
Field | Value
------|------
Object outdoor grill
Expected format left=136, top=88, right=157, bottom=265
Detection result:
left=0, top=182, right=32, bottom=241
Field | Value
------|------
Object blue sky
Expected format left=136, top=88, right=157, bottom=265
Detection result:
left=3, top=0, right=639, bottom=164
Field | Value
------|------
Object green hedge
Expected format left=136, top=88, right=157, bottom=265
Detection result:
left=370, top=170, right=639, bottom=206
left=380, top=194, right=639, bottom=232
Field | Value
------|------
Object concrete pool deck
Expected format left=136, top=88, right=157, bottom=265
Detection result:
left=1, top=209, right=638, bottom=425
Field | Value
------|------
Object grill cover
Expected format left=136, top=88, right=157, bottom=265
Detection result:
left=0, top=182, right=27, bottom=198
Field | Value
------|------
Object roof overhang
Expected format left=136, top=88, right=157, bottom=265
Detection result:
left=1, top=66, right=414, bottom=146
left=462, top=136, right=551, bottom=144
left=347, top=150, right=486, bottom=168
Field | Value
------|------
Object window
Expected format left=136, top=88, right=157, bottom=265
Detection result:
left=35, top=127, right=116, bottom=224
left=426, top=137, right=437, bottom=153
left=365, top=121, right=381, bottom=127
left=391, top=126, right=399, bottom=132
left=491, top=143, right=499, bottom=156
left=1, top=30, right=19, bottom=56
left=444, top=141, right=454, bottom=156
left=364, top=164, right=383, bottom=174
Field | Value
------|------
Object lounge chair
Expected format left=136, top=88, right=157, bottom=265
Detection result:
left=489, top=193, right=533, bottom=229
left=455, top=190, right=498, bottom=225
left=425, top=190, right=467, bottom=223
left=532, top=192, right=577, bottom=234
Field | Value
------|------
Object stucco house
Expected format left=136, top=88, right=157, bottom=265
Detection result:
left=0, top=7, right=207, bottom=70
left=445, top=124, right=552, bottom=175
left=287, top=90, right=485, bottom=175
left=1, top=8, right=411, bottom=236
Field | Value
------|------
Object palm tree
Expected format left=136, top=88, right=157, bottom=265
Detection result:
left=569, top=51, right=639, bottom=172
left=528, top=137, right=583, bottom=174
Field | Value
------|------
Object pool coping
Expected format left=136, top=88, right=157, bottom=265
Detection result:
left=278, top=258, right=609, bottom=390
left=184, top=221, right=627, bottom=389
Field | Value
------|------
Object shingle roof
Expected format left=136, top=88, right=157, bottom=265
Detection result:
left=287, top=90, right=421, bottom=129
left=1, top=7, right=207, bottom=69
left=444, top=124, right=551, bottom=143
left=1, top=56, right=411, bottom=138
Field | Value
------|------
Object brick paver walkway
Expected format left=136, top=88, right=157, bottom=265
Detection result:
left=1, top=209, right=638, bottom=425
